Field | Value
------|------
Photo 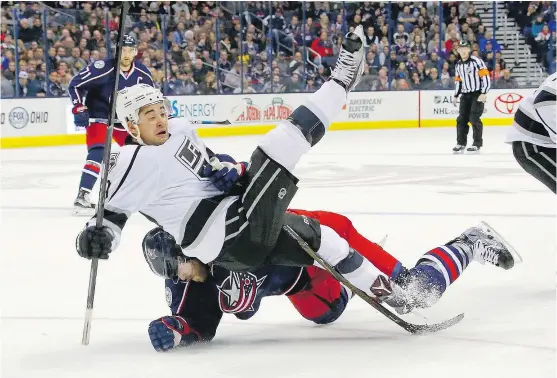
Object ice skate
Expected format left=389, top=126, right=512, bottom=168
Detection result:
left=452, top=144, right=466, bottom=153
left=466, top=146, right=480, bottom=153
left=73, top=189, right=96, bottom=216
left=330, top=25, right=366, bottom=93
left=455, top=221, right=522, bottom=270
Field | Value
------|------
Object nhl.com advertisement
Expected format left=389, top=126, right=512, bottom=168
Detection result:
left=422, top=88, right=532, bottom=120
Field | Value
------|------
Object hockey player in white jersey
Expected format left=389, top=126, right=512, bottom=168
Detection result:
left=507, top=73, right=556, bottom=193
left=76, top=26, right=520, bottom=309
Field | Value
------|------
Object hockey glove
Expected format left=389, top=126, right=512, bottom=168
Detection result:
left=148, top=316, right=201, bottom=352
left=72, top=104, right=90, bottom=127
left=202, top=154, right=247, bottom=193
left=76, top=226, right=114, bottom=260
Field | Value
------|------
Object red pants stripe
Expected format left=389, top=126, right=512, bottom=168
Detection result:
left=86, top=122, right=128, bottom=149
left=286, top=209, right=402, bottom=322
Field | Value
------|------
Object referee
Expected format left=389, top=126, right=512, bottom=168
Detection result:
left=452, top=40, right=491, bottom=153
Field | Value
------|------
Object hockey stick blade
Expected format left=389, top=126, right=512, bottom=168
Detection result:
left=283, top=225, right=464, bottom=334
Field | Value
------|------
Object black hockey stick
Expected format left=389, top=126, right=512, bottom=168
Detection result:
left=81, top=1, right=130, bottom=346
left=283, top=225, right=464, bottom=334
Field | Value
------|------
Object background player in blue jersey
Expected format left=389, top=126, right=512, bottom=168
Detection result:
left=68, top=35, right=154, bottom=215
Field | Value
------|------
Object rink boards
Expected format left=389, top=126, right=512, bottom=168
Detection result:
left=0, top=88, right=533, bottom=148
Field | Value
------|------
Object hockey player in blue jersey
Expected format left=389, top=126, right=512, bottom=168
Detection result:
left=144, top=207, right=521, bottom=352
left=69, top=35, right=154, bottom=215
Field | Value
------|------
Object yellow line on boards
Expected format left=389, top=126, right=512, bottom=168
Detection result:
left=0, top=118, right=513, bottom=148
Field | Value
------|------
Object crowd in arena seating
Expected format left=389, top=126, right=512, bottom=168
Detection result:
left=1, top=1, right=523, bottom=98
left=506, top=1, right=556, bottom=73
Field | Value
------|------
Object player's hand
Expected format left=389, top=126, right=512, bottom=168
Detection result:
left=451, top=96, right=458, bottom=107
left=76, top=226, right=114, bottom=260
left=203, top=155, right=247, bottom=193
left=148, top=316, right=198, bottom=352
left=477, top=94, right=487, bottom=103
left=72, top=104, right=89, bottom=127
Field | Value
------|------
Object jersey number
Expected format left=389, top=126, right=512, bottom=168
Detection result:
left=175, top=137, right=208, bottom=180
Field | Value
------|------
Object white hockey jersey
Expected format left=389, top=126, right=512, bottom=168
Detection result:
left=87, top=118, right=240, bottom=263
left=507, top=73, right=556, bottom=148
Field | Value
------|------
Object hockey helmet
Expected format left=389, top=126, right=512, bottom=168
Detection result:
left=142, top=227, right=185, bottom=279
left=116, top=84, right=165, bottom=143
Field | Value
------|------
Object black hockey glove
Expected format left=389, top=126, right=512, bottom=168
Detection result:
left=76, top=226, right=114, bottom=260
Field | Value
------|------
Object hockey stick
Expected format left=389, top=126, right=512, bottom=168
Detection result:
left=283, top=225, right=464, bottom=334
left=81, top=2, right=130, bottom=346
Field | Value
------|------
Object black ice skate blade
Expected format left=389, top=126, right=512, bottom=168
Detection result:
left=284, top=225, right=465, bottom=335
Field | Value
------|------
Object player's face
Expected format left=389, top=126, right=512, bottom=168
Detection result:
left=177, top=259, right=208, bottom=282
left=120, top=46, right=137, bottom=67
left=134, top=102, right=169, bottom=145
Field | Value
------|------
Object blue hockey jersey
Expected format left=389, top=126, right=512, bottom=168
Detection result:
left=68, top=59, right=154, bottom=120
left=164, top=264, right=308, bottom=340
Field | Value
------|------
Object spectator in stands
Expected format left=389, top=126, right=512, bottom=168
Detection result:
left=445, top=30, right=460, bottom=52
left=428, top=32, right=441, bottom=54
left=394, top=35, right=410, bottom=58
left=398, top=5, right=416, bottom=33
left=531, top=15, right=545, bottom=39
left=311, top=30, right=334, bottom=64
left=285, top=72, right=303, bottom=92
left=479, top=29, right=501, bottom=53
left=535, top=24, right=552, bottom=64
left=1, top=74, right=14, bottom=97
left=288, top=51, right=304, bottom=76
left=198, top=71, right=217, bottom=95
left=223, top=60, right=242, bottom=92
left=48, top=71, right=64, bottom=96
left=372, top=67, right=389, bottom=90
left=15, top=71, right=29, bottom=96
left=364, top=26, right=378, bottom=47
left=495, top=51, right=506, bottom=70
left=393, top=23, right=409, bottom=43
left=410, top=34, right=427, bottom=56
left=366, top=50, right=381, bottom=74
left=263, top=74, right=285, bottom=92
left=425, top=51, right=441, bottom=73
left=410, top=71, right=422, bottom=89
left=494, top=69, right=518, bottom=89
left=490, top=62, right=502, bottom=81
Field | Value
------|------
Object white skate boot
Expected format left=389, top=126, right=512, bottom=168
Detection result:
left=73, top=189, right=96, bottom=216
left=330, top=25, right=366, bottom=93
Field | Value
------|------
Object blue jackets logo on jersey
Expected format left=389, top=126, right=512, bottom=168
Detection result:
left=217, top=271, right=266, bottom=313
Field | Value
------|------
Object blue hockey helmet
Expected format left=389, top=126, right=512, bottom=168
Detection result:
left=142, top=227, right=185, bottom=279
left=121, top=34, right=137, bottom=48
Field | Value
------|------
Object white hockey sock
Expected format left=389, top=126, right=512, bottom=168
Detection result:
left=258, top=81, right=347, bottom=171
left=314, top=225, right=384, bottom=297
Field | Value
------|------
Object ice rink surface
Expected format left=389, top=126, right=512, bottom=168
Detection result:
left=1, top=126, right=555, bottom=378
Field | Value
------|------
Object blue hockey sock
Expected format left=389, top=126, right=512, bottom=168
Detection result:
left=78, top=147, right=103, bottom=193
left=415, top=243, right=472, bottom=292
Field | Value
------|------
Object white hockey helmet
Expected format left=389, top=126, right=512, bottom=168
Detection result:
left=116, top=84, right=165, bottom=143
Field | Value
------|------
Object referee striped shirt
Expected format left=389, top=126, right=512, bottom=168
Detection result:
left=454, top=56, right=491, bottom=96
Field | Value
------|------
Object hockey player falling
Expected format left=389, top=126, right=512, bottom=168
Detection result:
left=145, top=206, right=517, bottom=352
left=76, top=27, right=521, bottom=340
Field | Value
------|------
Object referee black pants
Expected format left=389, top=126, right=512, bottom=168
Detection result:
left=512, top=141, right=556, bottom=193
left=456, top=92, right=485, bottom=147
